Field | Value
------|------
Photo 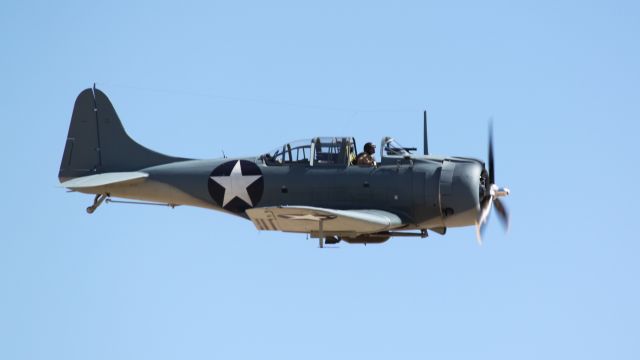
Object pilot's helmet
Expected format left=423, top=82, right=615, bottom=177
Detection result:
left=364, top=142, right=376, bottom=154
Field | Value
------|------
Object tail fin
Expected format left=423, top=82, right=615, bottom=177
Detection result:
left=59, top=87, right=189, bottom=181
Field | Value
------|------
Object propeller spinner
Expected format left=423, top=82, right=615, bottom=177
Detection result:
left=476, top=122, right=511, bottom=244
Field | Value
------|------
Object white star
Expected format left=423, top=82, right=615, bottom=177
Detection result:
left=210, top=161, right=262, bottom=207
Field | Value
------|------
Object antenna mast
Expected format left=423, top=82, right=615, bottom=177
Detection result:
left=423, top=110, right=429, bottom=155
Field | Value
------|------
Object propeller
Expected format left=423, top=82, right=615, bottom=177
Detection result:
left=476, top=121, right=511, bottom=245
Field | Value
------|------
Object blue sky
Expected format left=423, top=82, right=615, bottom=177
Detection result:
left=1, top=1, right=639, bottom=359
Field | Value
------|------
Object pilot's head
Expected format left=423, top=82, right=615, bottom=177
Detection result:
left=364, top=142, right=376, bottom=155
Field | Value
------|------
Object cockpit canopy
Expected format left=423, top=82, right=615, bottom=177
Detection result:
left=263, top=137, right=357, bottom=166
left=261, top=136, right=416, bottom=167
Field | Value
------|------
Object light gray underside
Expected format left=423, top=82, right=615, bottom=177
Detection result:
left=60, top=172, right=148, bottom=189
left=246, top=206, right=403, bottom=236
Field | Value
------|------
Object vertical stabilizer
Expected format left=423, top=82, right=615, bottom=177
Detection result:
left=59, top=87, right=189, bottom=181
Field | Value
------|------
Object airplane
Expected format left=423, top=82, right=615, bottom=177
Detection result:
left=59, top=86, right=510, bottom=247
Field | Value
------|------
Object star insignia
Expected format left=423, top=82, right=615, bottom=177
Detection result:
left=210, top=161, right=262, bottom=207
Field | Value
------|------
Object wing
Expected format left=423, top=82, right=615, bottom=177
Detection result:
left=245, top=206, right=404, bottom=235
left=60, top=172, right=148, bottom=190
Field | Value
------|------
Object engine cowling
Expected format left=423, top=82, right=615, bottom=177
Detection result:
left=438, top=159, right=484, bottom=228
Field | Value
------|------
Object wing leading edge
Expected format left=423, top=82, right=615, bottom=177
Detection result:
left=245, top=206, right=404, bottom=235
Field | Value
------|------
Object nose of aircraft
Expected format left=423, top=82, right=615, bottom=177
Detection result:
left=438, top=160, right=484, bottom=228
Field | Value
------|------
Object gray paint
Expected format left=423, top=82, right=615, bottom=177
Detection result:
left=59, top=87, right=189, bottom=181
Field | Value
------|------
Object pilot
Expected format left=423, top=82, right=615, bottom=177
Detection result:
left=356, top=142, right=377, bottom=167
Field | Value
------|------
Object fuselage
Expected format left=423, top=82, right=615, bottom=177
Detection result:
left=82, top=154, right=486, bottom=232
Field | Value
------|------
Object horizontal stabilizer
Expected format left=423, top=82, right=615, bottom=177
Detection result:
left=60, top=172, right=148, bottom=190
left=246, top=206, right=403, bottom=235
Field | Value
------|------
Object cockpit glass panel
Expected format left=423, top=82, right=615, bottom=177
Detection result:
left=313, top=137, right=354, bottom=166
left=383, top=138, right=411, bottom=156
left=263, top=139, right=313, bottom=165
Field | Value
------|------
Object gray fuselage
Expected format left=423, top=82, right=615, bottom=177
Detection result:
left=104, top=154, right=487, bottom=232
